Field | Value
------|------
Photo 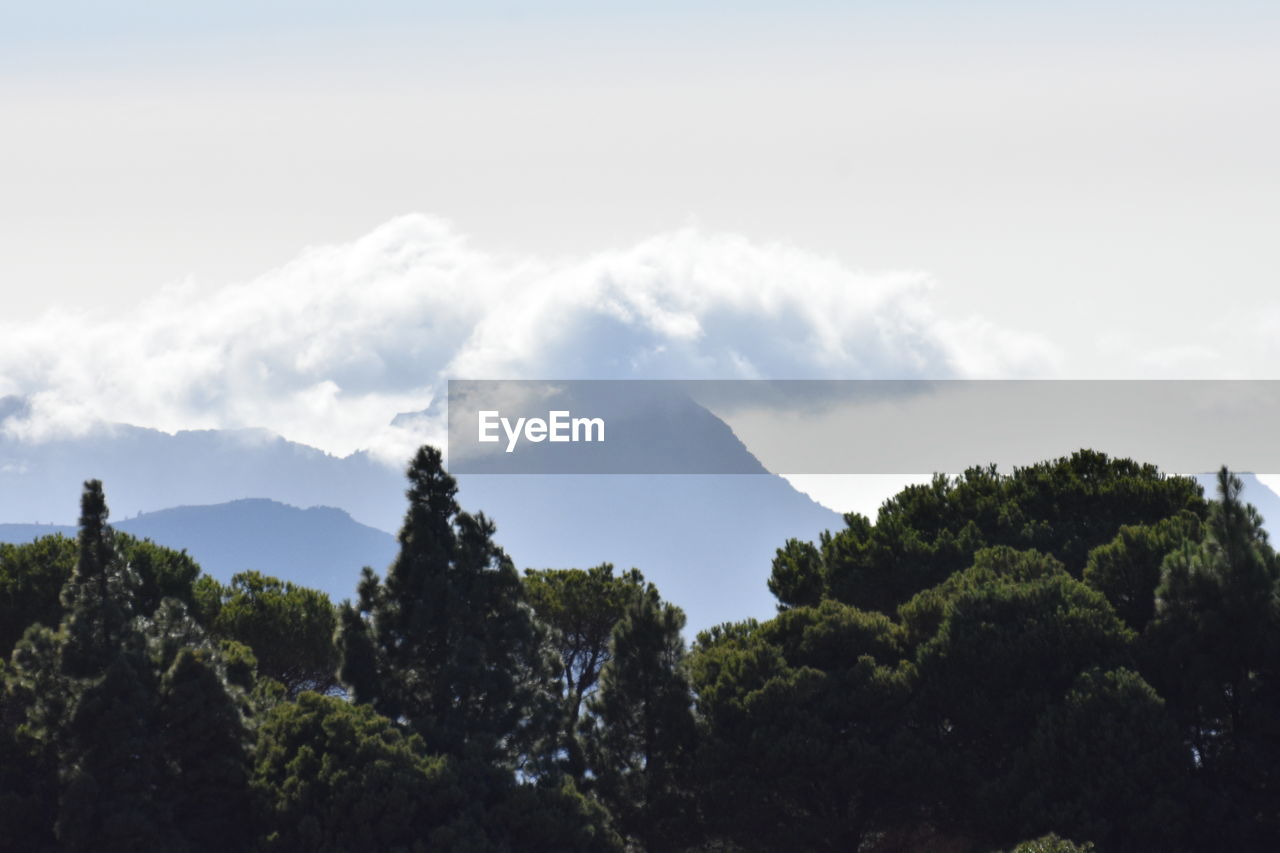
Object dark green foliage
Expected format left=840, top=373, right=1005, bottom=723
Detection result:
left=698, top=543, right=1190, bottom=851
left=253, top=692, right=457, bottom=852
left=909, top=556, right=1137, bottom=846
left=1144, top=468, right=1280, bottom=848
left=524, top=563, right=647, bottom=777
left=771, top=451, right=1206, bottom=613
left=253, top=692, right=623, bottom=853
left=485, top=779, right=623, bottom=853
left=338, top=446, right=560, bottom=769
left=59, top=481, right=136, bottom=678
left=7, top=455, right=1280, bottom=851
left=0, top=535, right=75, bottom=659
left=583, top=585, right=697, bottom=850
left=0, top=656, right=59, bottom=851
left=898, top=545, right=1069, bottom=650
left=766, top=535, right=828, bottom=609
left=1083, top=512, right=1201, bottom=632
left=157, top=647, right=254, bottom=853
left=0, top=530, right=200, bottom=663
left=1015, top=667, right=1188, bottom=850
left=195, top=570, right=339, bottom=696
left=55, top=652, right=179, bottom=851
left=117, top=534, right=202, bottom=618
left=689, top=601, right=916, bottom=851
left=2, top=481, right=255, bottom=853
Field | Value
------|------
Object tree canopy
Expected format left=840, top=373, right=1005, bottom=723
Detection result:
left=3, top=450, right=1280, bottom=851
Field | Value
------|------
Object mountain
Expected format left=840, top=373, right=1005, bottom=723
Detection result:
left=424, top=382, right=844, bottom=630
left=10, top=378, right=1280, bottom=634
left=458, top=473, right=840, bottom=632
left=0, top=390, right=843, bottom=632
left=0, top=499, right=398, bottom=598
left=0, top=406, right=406, bottom=531
left=446, top=382, right=771, bottom=474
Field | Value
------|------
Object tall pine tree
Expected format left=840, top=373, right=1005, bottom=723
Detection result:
left=1148, top=467, right=1280, bottom=848
left=338, top=446, right=559, bottom=770
left=6, top=481, right=255, bottom=851
left=582, top=585, right=696, bottom=850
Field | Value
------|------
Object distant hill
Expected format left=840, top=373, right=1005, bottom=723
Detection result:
left=0, top=390, right=844, bottom=632
left=0, top=404, right=406, bottom=532
left=16, top=393, right=1280, bottom=634
left=0, top=499, right=397, bottom=599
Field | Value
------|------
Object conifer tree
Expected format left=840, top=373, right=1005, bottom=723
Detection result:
left=6, top=481, right=254, bottom=851
left=338, top=446, right=559, bottom=769
left=60, top=480, right=135, bottom=678
left=523, top=563, right=647, bottom=779
left=582, top=585, right=696, bottom=850
left=157, top=647, right=254, bottom=853
left=1149, top=467, right=1280, bottom=847
left=55, top=653, right=178, bottom=852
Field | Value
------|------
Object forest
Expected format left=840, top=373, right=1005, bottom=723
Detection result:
left=1, top=447, right=1277, bottom=852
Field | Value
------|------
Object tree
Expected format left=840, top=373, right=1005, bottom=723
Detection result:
left=1014, top=667, right=1189, bottom=849
left=1146, top=467, right=1280, bottom=848
left=767, top=534, right=828, bottom=610
left=582, top=585, right=696, bottom=851
left=117, top=534, right=202, bottom=619
left=905, top=549, right=1138, bottom=847
left=0, top=655, right=59, bottom=851
left=156, top=646, right=255, bottom=853
left=195, top=571, right=339, bottom=697
left=523, top=563, right=647, bottom=778
left=771, top=451, right=1206, bottom=614
left=58, top=480, right=135, bottom=679
left=253, top=692, right=623, bottom=853
left=4, top=481, right=255, bottom=851
left=337, top=446, right=559, bottom=769
left=0, top=531, right=202, bottom=663
left=689, top=601, right=917, bottom=851
left=55, top=653, right=180, bottom=852
left=1083, top=512, right=1201, bottom=632
left=252, top=692, right=460, bottom=853
left=0, top=535, right=76, bottom=659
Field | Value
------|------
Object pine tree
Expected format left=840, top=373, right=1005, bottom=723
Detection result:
left=338, top=446, right=559, bottom=769
left=1149, top=467, right=1280, bottom=847
left=55, top=653, right=179, bottom=852
left=523, top=564, right=647, bottom=779
left=59, top=480, right=135, bottom=678
left=157, top=647, right=254, bottom=853
left=582, top=585, right=696, bottom=850
left=6, top=481, right=255, bottom=850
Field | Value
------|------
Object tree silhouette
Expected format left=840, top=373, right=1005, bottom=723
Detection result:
left=338, top=446, right=559, bottom=770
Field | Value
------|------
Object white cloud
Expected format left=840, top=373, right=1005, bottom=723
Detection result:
left=0, top=214, right=1060, bottom=462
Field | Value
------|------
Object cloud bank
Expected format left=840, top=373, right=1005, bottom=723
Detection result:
left=0, top=214, right=1059, bottom=462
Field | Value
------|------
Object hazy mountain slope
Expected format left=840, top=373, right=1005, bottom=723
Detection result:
left=0, top=407, right=406, bottom=531
left=441, top=383, right=843, bottom=630
left=458, top=472, right=841, bottom=633
left=0, top=499, right=397, bottom=598
left=1, top=389, right=844, bottom=631
left=25, top=392, right=1280, bottom=633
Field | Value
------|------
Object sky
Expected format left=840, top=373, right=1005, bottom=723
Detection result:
left=3, top=2, right=1280, bottom=510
